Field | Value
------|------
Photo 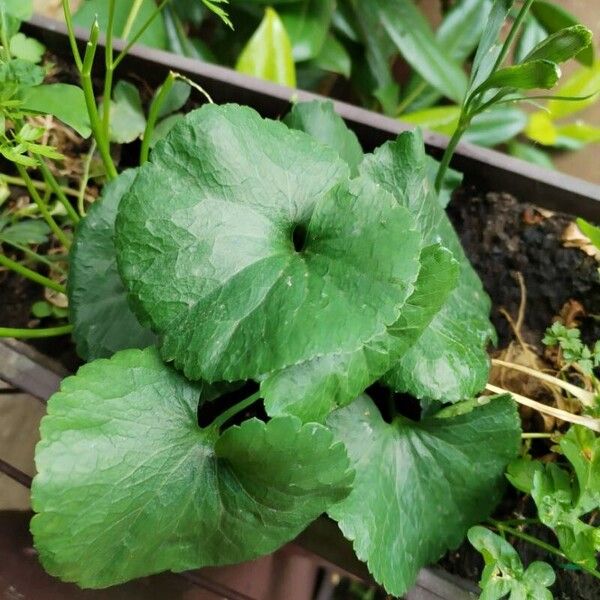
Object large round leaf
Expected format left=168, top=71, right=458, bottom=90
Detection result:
left=327, top=395, right=521, bottom=596
left=31, top=347, right=353, bottom=589
left=116, top=104, right=423, bottom=383
left=68, top=170, right=156, bottom=361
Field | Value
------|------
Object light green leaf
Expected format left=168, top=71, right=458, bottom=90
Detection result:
left=9, top=33, right=45, bottom=63
left=74, top=0, right=167, bottom=49
left=328, top=396, right=520, bottom=596
left=0, top=0, right=33, bottom=20
left=531, top=0, right=595, bottom=66
left=0, top=219, right=50, bottom=245
left=0, top=58, right=44, bottom=87
left=31, top=300, right=52, bottom=319
left=156, top=80, right=190, bottom=119
left=556, top=122, right=600, bottom=146
left=261, top=243, right=459, bottom=423
left=284, top=100, right=363, bottom=175
left=68, top=170, right=156, bottom=361
left=525, top=110, right=558, bottom=145
left=108, top=81, right=147, bottom=144
left=576, top=218, right=600, bottom=251
left=280, top=0, right=334, bottom=62
left=116, top=104, right=423, bottom=391
left=524, top=25, right=592, bottom=65
left=473, top=60, right=561, bottom=97
left=310, top=33, right=351, bottom=78
left=547, top=61, right=600, bottom=119
left=31, top=347, right=353, bottom=589
left=360, top=131, right=494, bottom=401
left=506, top=457, right=543, bottom=494
left=468, top=526, right=555, bottom=600
left=373, top=0, right=468, bottom=103
left=236, top=8, right=296, bottom=87
left=20, top=84, right=92, bottom=139
left=507, top=140, right=554, bottom=169
left=515, top=15, right=548, bottom=64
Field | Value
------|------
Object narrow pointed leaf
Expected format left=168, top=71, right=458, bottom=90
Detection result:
left=236, top=8, right=296, bottom=87
left=310, top=34, right=351, bottom=78
left=328, top=395, right=521, bottom=596
left=68, top=170, right=156, bottom=361
left=32, top=347, right=353, bottom=589
left=531, top=0, right=594, bottom=66
left=524, top=25, right=592, bottom=65
left=116, top=104, right=423, bottom=389
left=547, top=61, right=600, bottom=119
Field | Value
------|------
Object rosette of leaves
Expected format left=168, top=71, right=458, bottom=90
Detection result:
left=32, top=347, right=354, bottom=588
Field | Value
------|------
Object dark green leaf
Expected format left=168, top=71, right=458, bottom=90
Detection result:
left=32, top=347, right=353, bottom=588
left=74, top=0, right=167, bottom=49
left=108, top=81, right=147, bottom=144
left=0, top=0, right=33, bottom=20
left=235, top=7, right=296, bottom=87
left=156, top=80, right=190, bottom=119
left=328, top=396, right=520, bottom=596
left=0, top=219, right=50, bottom=245
left=310, top=34, right=351, bottom=78
left=21, top=84, right=92, bottom=139
left=284, top=100, right=363, bottom=175
left=280, top=0, right=335, bottom=62
left=116, top=105, right=424, bottom=393
left=531, top=0, right=594, bottom=66
left=524, top=25, right=592, bottom=65
left=9, top=33, right=45, bottom=63
left=360, top=131, right=494, bottom=401
left=149, top=113, right=184, bottom=149
left=69, top=170, right=156, bottom=361
left=373, top=0, right=468, bottom=103
left=506, top=457, right=543, bottom=494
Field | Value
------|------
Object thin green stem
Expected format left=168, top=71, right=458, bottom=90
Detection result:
left=102, top=0, right=116, bottom=141
left=0, top=7, right=11, bottom=61
left=61, top=0, right=83, bottom=71
left=491, top=0, right=535, bottom=74
left=122, top=0, right=144, bottom=40
left=0, top=252, right=66, bottom=294
left=140, top=72, right=175, bottom=164
left=0, top=325, right=73, bottom=339
left=37, top=161, right=80, bottom=224
left=435, top=120, right=468, bottom=194
left=78, top=140, right=96, bottom=217
left=489, top=520, right=600, bottom=580
left=81, top=20, right=118, bottom=180
left=396, top=80, right=428, bottom=116
left=113, top=0, right=171, bottom=69
left=16, top=165, right=71, bottom=249
left=210, top=391, right=262, bottom=431
left=0, top=174, right=92, bottom=201
left=2, top=239, right=63, bottom=271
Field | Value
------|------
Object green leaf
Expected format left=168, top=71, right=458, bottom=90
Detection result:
left=280, top=0, right=334, bottom=62
left=310, top=33, right=351, bottom=78
left=116, top=104, right=424, bottom=393
left=69, top=170, right=156, bottom=361
left=515, top=15, right=548, bottom=64
left=576, top=218, right=600, bottom=250
left=149, top=113, right=184, bottom=149
left=31, top=347, right=353, bottom=589
left=0, top=0, right=33, bottom=20
left=507, top=140, right=554, bottom=169
left=531, top=0, right=595, bottom=66
left=359, top=131, right=494, bottom=401
left=74, top=0, right=167, bottom=49
left=236, top=8, right=296, bottom=87
left=156, top=80, right=190, bottom=119
left=524, top=25, right=592, bottom=65
left=0, top=58, right=44, bottom=87
left=373, top=0, right=468, bottom=103
left=201, top=0, right=232, bottom=28
left=31, top=300, right=52, bottom=319
left=261, top=243, right=459, bottom=423
left=468, top=526, right=555, bottom=600
left=506, top=457, right=543, bottom=494
left=328, top=396, right=520, bottom=597
left=547, top=61, right=600, bottom=120
left=9, top=33, right=45, bottom=63
left=0, top=219, right=50, bottom=245
left=108, top=81, right=147, bottom=144
left=473, top=60, right=561, bottom=97
left=556, top=122, right=600, bottom=146
left=20, top=84, right=92, bottom=139
left=284, top=100, right=363, bottom=175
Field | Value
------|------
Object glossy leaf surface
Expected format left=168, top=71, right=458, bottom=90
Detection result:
left=32, top=347, right=353, bottom=588
left=69, top=170, right=156, bottom=360
left=328, top=395, right=520, bottom=596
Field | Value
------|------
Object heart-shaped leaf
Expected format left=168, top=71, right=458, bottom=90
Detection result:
left=116, top=104, right=423, bottom=387
left=31, top=347, right=353, bottom=589
left=327, top=395, right=521, bottom=597
left=360, top=131, right=494, bottom=401
left=69, top=170, right=156, bottom=360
